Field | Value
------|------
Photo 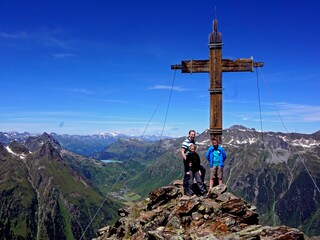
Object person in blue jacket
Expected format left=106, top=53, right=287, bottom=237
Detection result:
left=206, top=137, right=227, bottom=188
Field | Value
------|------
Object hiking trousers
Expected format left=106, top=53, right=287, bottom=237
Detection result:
left=184, top=170, right=207, bottom=196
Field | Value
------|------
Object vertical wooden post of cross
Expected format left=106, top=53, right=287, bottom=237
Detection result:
left=208, top=19, right=223, bottom=142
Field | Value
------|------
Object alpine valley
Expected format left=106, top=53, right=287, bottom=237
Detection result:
left=0, top=125, right=319, bottom=239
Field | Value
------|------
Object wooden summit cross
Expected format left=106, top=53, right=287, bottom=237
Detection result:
left=171, top=19, right=264, bottom=142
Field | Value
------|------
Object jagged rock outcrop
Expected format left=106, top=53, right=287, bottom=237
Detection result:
left=9, top=140, right=30, bottom=155
left=25, top=132, right=61, bottom=152
left=95, top=181, right=306, bottom=239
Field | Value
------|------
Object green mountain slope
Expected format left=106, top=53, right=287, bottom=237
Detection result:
left=0, top=143, right=37, bottom=239
left=0, top=134, right=121, bottom=240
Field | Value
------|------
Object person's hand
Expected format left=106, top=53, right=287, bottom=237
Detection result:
left=199, top=171, right=201, bottom=175
left=186, top=172, right=190, bottom=175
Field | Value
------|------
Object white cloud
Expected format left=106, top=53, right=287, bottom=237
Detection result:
left=0, top=28, right=73, bottom=49
left=148, top=85, right=189, bottom=92
left=55, top=87, right=95, bottom=95
left=52, top=53, right=76, bottom=59
left=0, top=31, right=27, bottom=39
left=269, top=102, right=320, bottom=122
left=226, top=101, right=320, bottom=124
left=70, top=88, right=94, bottom=95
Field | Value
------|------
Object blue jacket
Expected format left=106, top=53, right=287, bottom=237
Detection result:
left=206, top=145, right=226, bottom=168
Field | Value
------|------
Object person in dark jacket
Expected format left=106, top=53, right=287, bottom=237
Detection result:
left=181, top=130, right=206, bottom=184
left=184, top=144, right=207, bottom=196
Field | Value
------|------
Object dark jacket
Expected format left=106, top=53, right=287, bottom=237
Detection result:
left=185, top=151, right=201, bottom=173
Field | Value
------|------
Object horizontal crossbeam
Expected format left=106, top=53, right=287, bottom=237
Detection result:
left=171, top=58, right=264, bottom=73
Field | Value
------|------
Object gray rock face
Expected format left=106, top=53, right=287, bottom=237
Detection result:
left=95, top=183, right=305, bottom=240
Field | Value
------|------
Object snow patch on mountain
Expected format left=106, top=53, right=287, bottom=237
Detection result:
left=5, top=146, right=27, bottom=159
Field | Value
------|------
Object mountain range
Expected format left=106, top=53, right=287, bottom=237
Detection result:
left=0, top=125, right=319, bottom=238
left=0, top=133, right=120, bottom=239
left=0, top=131, right=174, bottom=157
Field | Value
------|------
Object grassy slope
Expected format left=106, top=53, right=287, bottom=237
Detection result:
left=0, top=147, right=37, bottom=239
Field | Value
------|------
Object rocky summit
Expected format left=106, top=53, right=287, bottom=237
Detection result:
left=95, top=181, right=307, bottom=240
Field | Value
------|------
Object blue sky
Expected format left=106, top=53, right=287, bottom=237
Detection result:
left=0, top=0, right=319, bottom=137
